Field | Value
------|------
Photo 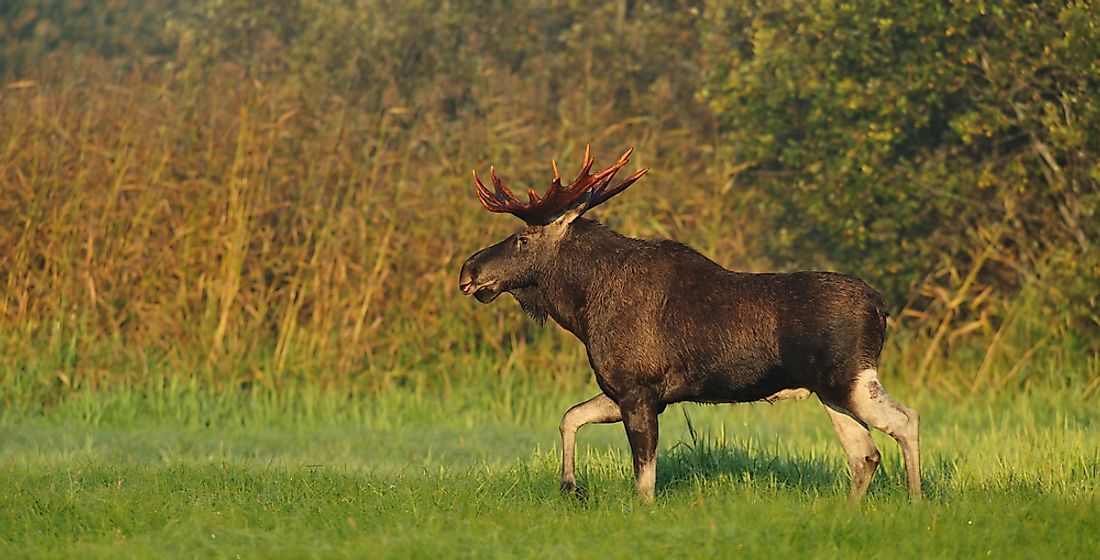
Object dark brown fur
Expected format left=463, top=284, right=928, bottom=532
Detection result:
left=463, top=219, right=885, bottom=409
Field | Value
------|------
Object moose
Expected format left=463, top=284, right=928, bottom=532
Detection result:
left=458, top=147, right=921, bottom=502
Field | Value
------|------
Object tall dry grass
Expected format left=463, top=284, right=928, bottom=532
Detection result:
left=0, top=53, right=761, bottom=396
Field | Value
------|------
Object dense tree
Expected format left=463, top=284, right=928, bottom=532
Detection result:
left=703, top=1, right=1098, bottom=336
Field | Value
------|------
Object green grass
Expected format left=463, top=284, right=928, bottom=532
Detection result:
left=1, top=379, right=1097, bottom=558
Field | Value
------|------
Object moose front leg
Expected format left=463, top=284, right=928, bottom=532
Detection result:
left=559, top=393, right=621, bottom=497
left=620, top=396, right=660, bottom=502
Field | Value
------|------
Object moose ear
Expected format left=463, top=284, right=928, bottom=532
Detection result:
left=541, top=205, right=585, bottom=239
left=551, top=204, right=586, bottom=228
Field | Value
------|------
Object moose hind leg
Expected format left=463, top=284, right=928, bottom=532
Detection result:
left=559, top=393, right=621, bottom=496
left=847, top=369, right=922, bottom=501
left=822, top=403, right=880, bottom=502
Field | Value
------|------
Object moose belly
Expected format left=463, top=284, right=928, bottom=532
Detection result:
left=687, top=387, right=812, bottom=405
left=662, top=364, right=816, bottom=405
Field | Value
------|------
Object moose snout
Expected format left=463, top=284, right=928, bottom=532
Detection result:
left=458, top=258, right=501, bottom=303
left=458, top=263, right=478, bottom=295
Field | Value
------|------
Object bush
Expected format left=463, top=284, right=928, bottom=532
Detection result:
left=699, top=1, right=1095, bottom=371
left=703, top=1, right=1098, bottom=329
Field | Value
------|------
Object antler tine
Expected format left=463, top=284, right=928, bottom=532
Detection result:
left=585, top=147, right=635, bottom=193
left=473, top=169, right=495, bottom=208
left=588, top=166, right=649, bottom=209
left=571, top=143, right=596, bottom=186
left=540, top=161, right=562, bottom=205
left=489, top=166, right=522, bottom=205
left=474, top=168, right=520, bottom=213
left=472, top=168, right=485, bottom=191
left=547, top=159, right=562, bottom=196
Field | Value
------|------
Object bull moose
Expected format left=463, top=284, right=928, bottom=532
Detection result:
left=458, top=147, right=921, bottom=502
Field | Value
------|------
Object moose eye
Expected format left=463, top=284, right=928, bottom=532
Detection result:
left=516, top=235, right=529, bottom=247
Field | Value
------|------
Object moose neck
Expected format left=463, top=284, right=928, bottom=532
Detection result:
left=512, top=218, right=635, bottom=343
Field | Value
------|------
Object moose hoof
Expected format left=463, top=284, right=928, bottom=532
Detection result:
left=560, top=481, right=588, bottom=501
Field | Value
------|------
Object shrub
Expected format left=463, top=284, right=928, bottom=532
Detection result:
left=703, top=0, right=1099, bottom=358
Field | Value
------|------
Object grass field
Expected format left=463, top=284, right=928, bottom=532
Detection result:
left=2, top=376, right=1096, bottom=559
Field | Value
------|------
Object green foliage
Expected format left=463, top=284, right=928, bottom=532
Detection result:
left=704, top=1, right=1099, bottom=333
left=163, top=0, right=707, bottom=115
left=0, top=0, right=177, bottom=76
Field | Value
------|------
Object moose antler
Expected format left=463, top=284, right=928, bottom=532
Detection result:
left=473, top=145, right=649, bottom=225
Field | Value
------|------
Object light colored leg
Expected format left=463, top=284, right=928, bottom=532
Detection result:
left=559, top=393, right=621, bottom=495
left=823, top=403, right=881, bottom=502
left=636, top=454, right=656, bottom=502
left=621, top=398, right=659, bottom=502
left=848, top=369, right=922, bottom=501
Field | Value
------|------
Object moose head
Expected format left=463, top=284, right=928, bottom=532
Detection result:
left=458, top=146, right=648, bottom=305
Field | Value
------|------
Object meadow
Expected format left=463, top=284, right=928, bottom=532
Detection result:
left=2, top=376, right=1097, bottom=558
left=2, top=2, right=1098, bottom=558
